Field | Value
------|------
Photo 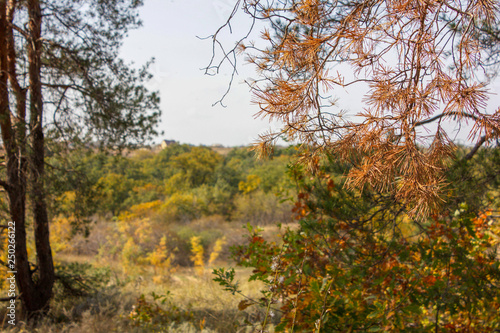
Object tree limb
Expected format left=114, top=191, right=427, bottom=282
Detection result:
left=415, top=111, right=480, bottom=127
left=0, top=180, right=11, bottom=191
left=10, top=23, right=29, bottom=40
left=464, top=135, right=487, bottom=161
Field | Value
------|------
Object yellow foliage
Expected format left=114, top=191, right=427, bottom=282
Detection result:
left=147, top=235, right=175, bottom=283
left=0, top=235, right=9, bottom=291
left=121, top=237, right=145, bottom=274
left=208, top=236, right=227, bottom=266
left=147, top=236, right=168, bottom=266
left=58, top=191, right=76, bottom=211
left=50, top=215, right=74, bottom=253
left=238, top=174, right=261, bottom=194
left=117, top=200, right=162, bottom=222
left=116, top=201, right=164, bottom=250
left=190, top=236, right=204, bottom=275
left=161, top=193, right=202, bottom=222
left=107, top=200, right=179, bottom=278
left=164, top=173, right=190, bottom=195
left=134, top=219, right=154, bottom=245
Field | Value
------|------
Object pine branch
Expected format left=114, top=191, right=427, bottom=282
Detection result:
left=415, top=111, right=480, bottom=127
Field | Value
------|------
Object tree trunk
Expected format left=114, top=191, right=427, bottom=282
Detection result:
left=1, top=0, right=55, bottom=318
left=26, top=0, right=55, bottom=317
left=1, top=0, right=34, bottom=318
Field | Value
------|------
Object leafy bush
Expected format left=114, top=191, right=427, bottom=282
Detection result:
left=217, top=150, right=500, bottom=332
left=233, top=190, right=292, bottom=225
left=53, top=262, right=112, bottom=299
left=128, top=292, right=194, bottom=331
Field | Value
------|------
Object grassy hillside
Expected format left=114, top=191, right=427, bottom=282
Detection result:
left=0, top=144, right=296, bottom=332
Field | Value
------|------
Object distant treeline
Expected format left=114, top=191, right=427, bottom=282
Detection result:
left=46, top=144, right=297, bottom=227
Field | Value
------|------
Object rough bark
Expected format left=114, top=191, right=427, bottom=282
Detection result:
left=26, top=0, right=55, bottom=316
left=1, top=0, right=55, bottom=318
left=1, top=0, right=33, bottom=318
left=0, top=0, right=155, bottom=318
left=6, top=0, right=27, bottom=144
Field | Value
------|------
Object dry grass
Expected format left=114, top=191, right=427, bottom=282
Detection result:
left=1, top=262, right=275, bottom=333
left=1, top=214, right=292, bottom=332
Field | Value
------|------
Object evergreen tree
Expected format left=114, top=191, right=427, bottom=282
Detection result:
left=0, top=0, right=160, bottom=317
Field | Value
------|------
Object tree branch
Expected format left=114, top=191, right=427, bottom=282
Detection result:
left=464, top=135, right=487, bottom=161
left=42, top=83, right=88, bottom=95
left=0, top=180, right=11, bottom=191
left=415, top=111, right=480, bottom=127
left=10, top=23, right=29, bottom=40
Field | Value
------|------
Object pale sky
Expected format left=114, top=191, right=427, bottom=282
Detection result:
left=120, top=0, right=500, bottom=147
left=120, top=0, right=275, bottom=146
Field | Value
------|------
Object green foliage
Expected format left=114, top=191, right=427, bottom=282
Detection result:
left=42, top=0, right=161, bottom=147
left=53, top=262, right=112, bottom=299
left=192, top=183, right=234, bottom=217
left=154, top=144, right=193, bottom=167
left=445, top=147, right=500, bottom=212
left=233, top=190, right=292, bottom=225
left=220, top=148, right=500, bottom=332
left=45, top=146, right=102, bottom=232
left=251, top=157, right=291, bottom=193
left=128, top=292, right=194, bottom=331
left=46, top=145, right=294, bottom=220
left=212, top=268, right=240, bottom=295
left=96, top=173, right=136, bottom=215
left=170, top=147, right=223, bottom=187
left=161, top=193, right=204, bottom=223
left=42, top=144, right=296, bottom=288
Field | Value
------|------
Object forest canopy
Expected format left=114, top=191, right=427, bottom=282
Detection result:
left=0, top=0, right=159, bottom=317
left=207, top=1, right=500, bottom=331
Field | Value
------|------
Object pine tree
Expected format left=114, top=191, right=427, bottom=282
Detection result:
left=208, top=0, right=500, bottom=216
left=0, top=0, right=160, bottom=317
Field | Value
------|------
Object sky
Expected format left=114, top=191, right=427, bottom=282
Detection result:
left=119, top=0, right=275, bottom=147
left=120, top=0, right=500, bottom=147
left=120, top=0, right=364, bottom=147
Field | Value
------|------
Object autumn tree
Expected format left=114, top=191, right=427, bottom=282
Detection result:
left=210, top=1, right=500, bottom=330
left=170, top=147, right=223, bottom=187
left=225, top=151, right=500, bottom=331
left=208, top=0, right=500, bottom=216
left=0, top=0, right=160, bottom=317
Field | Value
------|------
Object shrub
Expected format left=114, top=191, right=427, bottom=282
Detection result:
left=233, top=190, right=292, bottom=225
left=217, top=152, right=500, bottom=331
